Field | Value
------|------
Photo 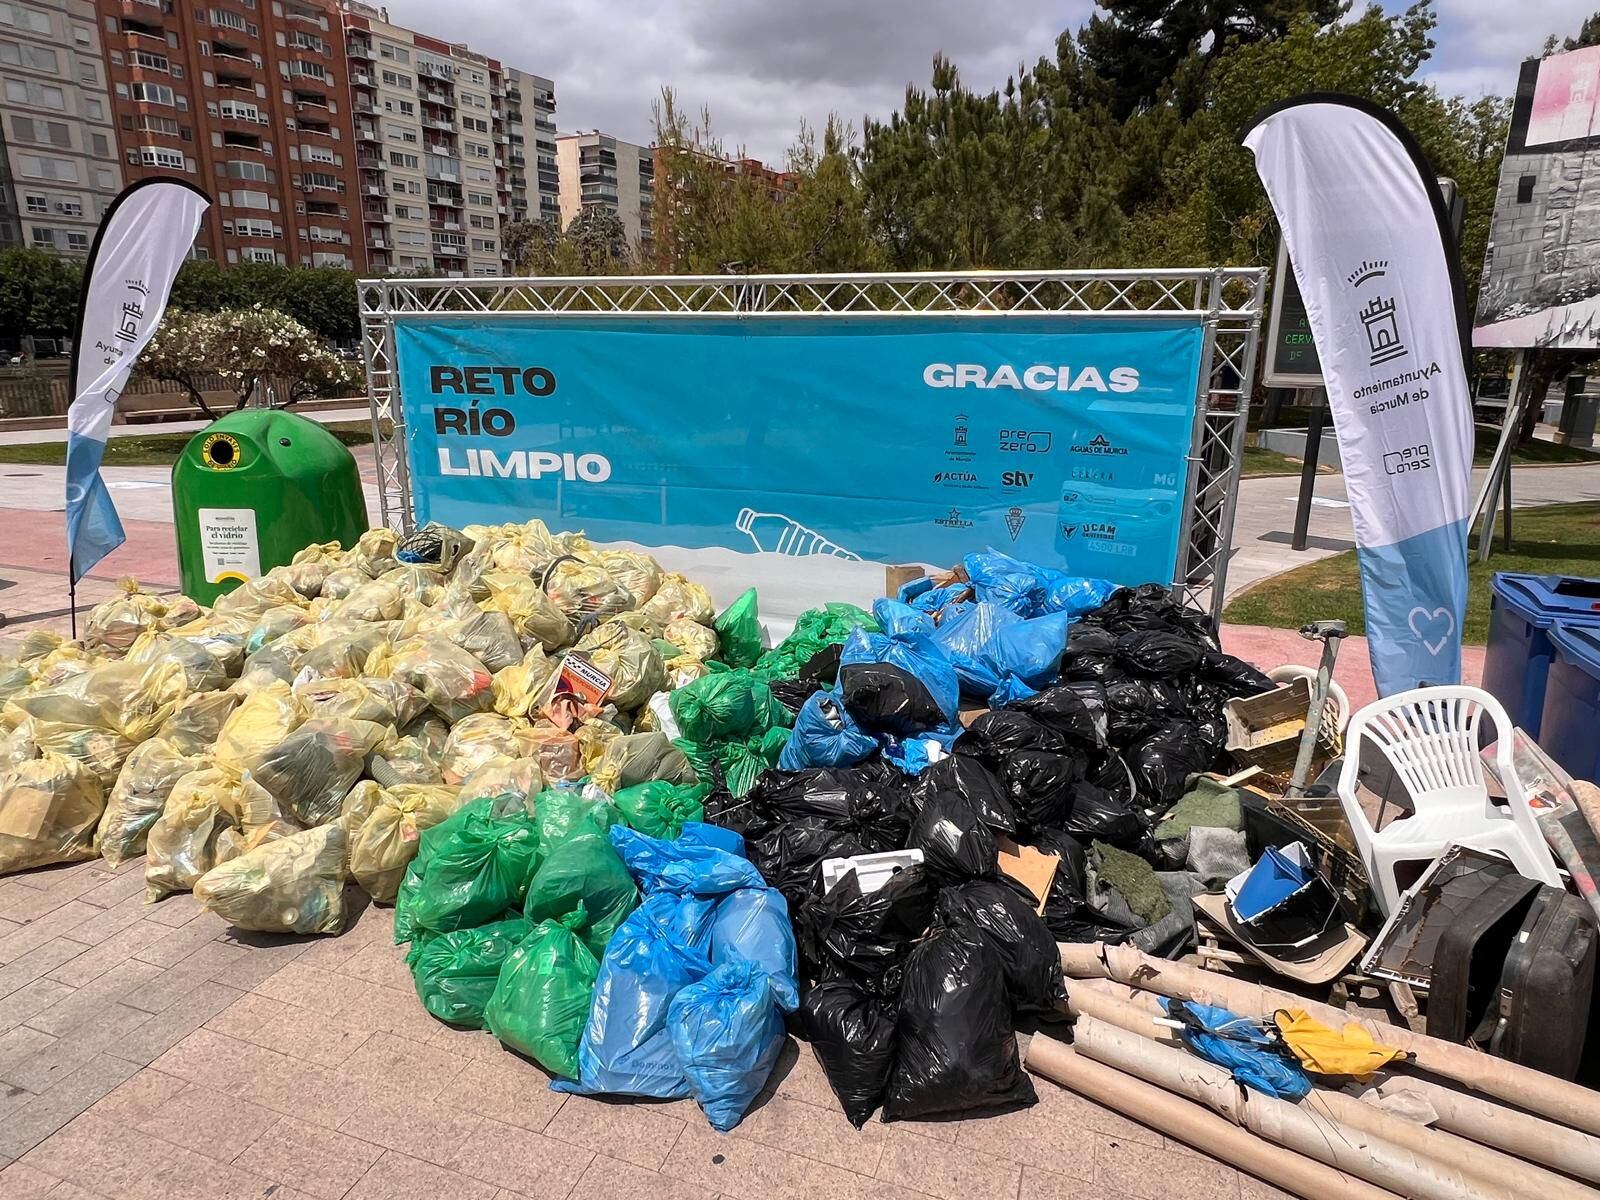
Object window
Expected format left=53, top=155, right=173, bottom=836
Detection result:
left=17, top=154, right=76, bottom=181
left=91, top=133, right=109, bottom=156
left=466, top=142, right=489, bottom=159
left=471, top=237, right=495, bottom=252
left=209, top=8, right=247, bottom=32
left=389, top=151, right=418, bottom=169
left=386, top=124, right=417, bottom=143
left=11, top=117, right=71, bottom=148
left=95, top=167, right=114, bottom=189
left=468, top=213, right=492, bottom=229
left=289, top=60, right=325, bottom=80
left=231, top=188, right=268, bottom=207
left=0, top=40, right=57, bottom=70
left=225, top=159, right=267, bottom=181
left=467, top=190, right=491, bottom=206
left=55, top=199, right=81, bottom=216
left=0, top=2, right=51, bottom=34
left=131, top=81, right=175, bottom=105
left=132, top=49, right=169, bottom=71
left=65, top=231, right=88, bottom=252
left=1517, top=175, right=1536, bottom=205
left=395, top=203, right=420, bottom=219
left=379, top=42, right=409, bottom=63
left=30, top=227, right=55, bottom=248
left=140, top=145, right=185, bottom=169
left=472, top=263, right=497, bottom=277
left=236, top=217, right=275, bottom=237
left=303, top=145, right=334, bottom=164
left=85, top=98, right=103, bottom=120
left=23, top=193, right=45, bottom=214
left=219, top=99, right=262, bottom=123
left=133, top=113, right=179, bottom=135
left=79, top=61, right=97, bottom=84
left=242, top=247, right=275, bottom=263
left=4, top=79, right=66, bottom=109
left=302, top=170, right=337, bottom=190
left=380, top=69, right=410, bottom=89
left=290, top=31, right=324, bottom=52
left=395, top=229, right=426, bottom=246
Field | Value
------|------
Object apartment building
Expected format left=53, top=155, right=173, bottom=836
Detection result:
left=341, top=1, right=556, bottom=277
left=556, top=130, right=654, bottom=258
left=0, top=0, right=123, bottom=253
left=91, top=0, right=363, bottom=269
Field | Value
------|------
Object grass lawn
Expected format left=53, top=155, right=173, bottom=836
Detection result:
left=1223, top=501, right=1600, bottom=644
left=1473, top=425, right=1600, bottom=466
left=0, top=419, right=375, bottom=467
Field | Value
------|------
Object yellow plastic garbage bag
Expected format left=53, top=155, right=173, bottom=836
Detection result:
left=155, top=690, right=243, bottom=757
left=0, top=659, right=35, bottom=708
left=124, top=632, right=228, bottom=696
left=527, top=721, right=583, bottom=783
left=439, top=713, right=537, bottom=784
left=298, top=626, right=397, bottom=683
left=665, top=654, right=712, bottom=688
left=27, top=724, right=134, bottom=793
left=544, top=559, right=631, bottom=624
left=211, top=574, right=304, bottom=618
left=85, top=580, right=198, bottom=653
left=379, top=564, right=449, bottom=607
left=664, top=618, right=719, bottom=662
left=491, top=647, right=558, bottom=719
left=333, top=578, right=405, bottom=624
left=295, top=675, right=427, bottom=728
left=480, top=573, right=573, bottom=651
left=1, top=720, right=37, bottom=771
left=2, top=630, right=64, bottom=663
left=348, top=783, right=463, bottom=901
left=166, top=610, right=256, bottom=675
left=348, top=527, right=399, bottom=578
left=376, top=715, right=451, bottom=784
left=1273, top=1009, right=1409, bottom=1080
left=591, top=549, right=663, bottom=606
left=458, top=757, right=543, bottom=809
left=434, top=609, right=524, bottom=674
left=195, top=821, right=349, bottom=934
left=574, top=718, right=623, bottom=776
left=144, top=767, right=244, bottom=899
left=98, top=738, right=198, bottom=869
left=246, top=718, right=390, bottom=826
left=386, top=637, right=494, bottom=723
left=320, top=566, right=367, bottom=600
left=244, top=606, right=313, bottom=656
left=574, top=620, right=666, bottom=710
left=340, top=780, right=387, bottom=831
left=0, top=751, right=103, bottom=875
left=641, top=572, right=714, bottom=626
left=213, top=682, right=305, bottom=774
left=590, top=731, right=698, bottom=794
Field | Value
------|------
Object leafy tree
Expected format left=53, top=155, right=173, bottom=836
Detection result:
left=0, top=249, right=83, bottom=343
left=1081, top=0, right=1349, bottom=118
left=139, top=307, right=357, bottom=418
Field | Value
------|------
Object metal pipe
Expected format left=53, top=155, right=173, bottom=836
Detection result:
left=1060, top=942, right=1600, bottom=1136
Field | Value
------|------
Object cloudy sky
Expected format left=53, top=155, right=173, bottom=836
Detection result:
left=375, top=0, right=1600, bottom=164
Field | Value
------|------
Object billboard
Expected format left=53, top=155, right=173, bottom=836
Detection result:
left=1476, top=45, right=1600, bottom=348
left=393, top=313, right=1207, bottom=601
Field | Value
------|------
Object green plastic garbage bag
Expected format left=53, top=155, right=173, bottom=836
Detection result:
left=612, top=781, right=707, bottom=840
left=669, top=672, right=785, bottom=742
left=408, top=807, right=539, bottom=934
left=712, top=589, right=763, bottom=669
left=533, top=788, right=622, bottom=859
left=522, top=831, right=637, bottom=959
left=720, top=726, right=792, bottom=797
left=484, top=909, right=600, bottom=1079
left=409, top=914, right=532, bottom=1028
left=752, top=602, right=876, bottom=681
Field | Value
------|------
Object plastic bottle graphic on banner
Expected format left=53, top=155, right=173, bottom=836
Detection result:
left=1243, top=95, right=1473, bottom=696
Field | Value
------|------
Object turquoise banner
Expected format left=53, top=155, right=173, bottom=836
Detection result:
left=394, top=314, right=1206, bottom=586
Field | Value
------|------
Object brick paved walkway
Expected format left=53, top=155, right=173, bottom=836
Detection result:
left=0, top=856, right=1288, bottom=1200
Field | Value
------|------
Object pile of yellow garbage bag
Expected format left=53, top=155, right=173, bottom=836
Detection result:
left=0, top=521, right=732, bottom=935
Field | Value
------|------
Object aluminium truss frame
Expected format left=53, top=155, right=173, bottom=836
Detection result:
left=358, top=267, right=1266, bottom=620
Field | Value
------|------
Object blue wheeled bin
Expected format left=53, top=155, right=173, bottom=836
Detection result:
left=1540, top=625, right=1600, bottom=784
left=1482, top=573, right=1600, bottom=738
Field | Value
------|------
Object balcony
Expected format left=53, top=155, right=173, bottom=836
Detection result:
left=355, top=124, right=380, bottom=142
left=424, top=118, right=453, bottom=132
left=350, top=71, right=374, bottom=88
left=427, top=192, right=461, bottom=208
left=348, top=39, right=376, bottom=60
left=368, top=237, right=389, bottom=250
left=362, top=184, right=384, bottom=196
left=430, top=220, right=462, bottom=232
left=356, top=155, right=383, bottom=169
left=421, top=88, right=454, bottom=108
left=352, top=97, right=375, bottom=114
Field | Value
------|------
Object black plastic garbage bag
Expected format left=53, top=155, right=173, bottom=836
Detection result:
left=1062, top=654, right=1124, bottom=684
left=1116, top=630, right=1205, bottom=677
left=800, top=642, right=843, bottom=687
left=1130, top=721, right=1212, bottom=805
left=797, top=977, right=898, bottom=1129
left=956, top=711, right=1069, bottom=766
left=907, top=757, right=1017, bottom=836
left=1065, top=625, right=1118, bottom=659
left=769, top=677, right=823, bottom=716
left=935, top=877, right=1065, bottom=1014
left=1062, top=781, right=1146, bottom=848
left=1086, top=749, right=1136, bottom=807
left=743, top=766, right=905, bottom=837
left=997, top=749, right=1081, bottom=832
left=881, top=923, right=1037, bottom=1121
left=796, top=864, right=936, bottom=994
left=1010, top=686, right=1107, bottom=749
left=908, top=790, right=997, bottom=880
left=1201, top=648, right=1276, bottom=696
left=838, top=662, right=945, bottom=737
left=747, top=818, right=872, bottom=907
left=1031, top=829, right=1142, bottom=944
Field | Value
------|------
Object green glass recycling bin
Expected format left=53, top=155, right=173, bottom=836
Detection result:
left=172, top=409, right=368, bottom=606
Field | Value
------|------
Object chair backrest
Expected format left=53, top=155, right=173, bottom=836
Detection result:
left=1344, top=685, right=1508, bottom=806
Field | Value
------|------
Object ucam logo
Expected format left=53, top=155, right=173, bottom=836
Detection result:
left=438, top=448, right=611, bottom=481
left=924, top=363, right=1140, bottom=393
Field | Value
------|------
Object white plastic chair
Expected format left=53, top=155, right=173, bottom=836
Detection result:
left=1336, top=686, right=1561, bottom=916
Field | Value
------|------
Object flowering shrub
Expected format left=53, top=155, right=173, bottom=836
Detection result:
left=140, top=305, right=360, bottom=418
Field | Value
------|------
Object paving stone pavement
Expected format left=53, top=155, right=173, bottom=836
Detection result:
left=0, top=856, right=1293, bottom=1200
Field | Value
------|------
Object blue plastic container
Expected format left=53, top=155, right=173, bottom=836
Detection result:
left=1482, top=573, right=1600, bottom=737
left=1540, top=625, right=1600, bottom=784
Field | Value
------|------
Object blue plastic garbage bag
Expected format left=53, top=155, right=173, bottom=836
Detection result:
left=964, top=548, right=1115, bottom=618
left=709, top=887, right=799, bottom=1011
left=899, top=579, right=971, bottom=617
left=931, top=603, right=1074, bottom=698
left=610, top=825, right=766, bottom=897
left=553, top=893, right=713, bottom=1100
left=880, top=724, right=963, bottom=776
left=779, top=690, right=877, bottom=770
left=838, top=626, right=960, bottom=736
left=1159, top=997, right=1311, bottom=1100
left=1046, top=573, right=1117, bottom=617
left=990, top=675, right=1039, bottom=707
left=870, top=598, right=936, bottom=640
left=679, top=821, right=745, bottom=857
left=668, top=960, right=787, bottom=1131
